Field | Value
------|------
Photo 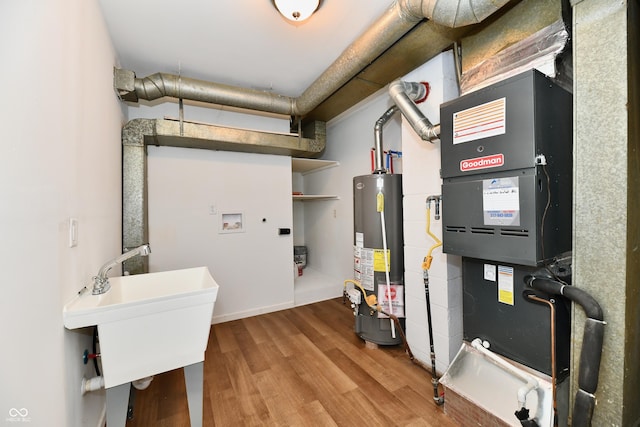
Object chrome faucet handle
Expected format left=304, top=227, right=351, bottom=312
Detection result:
left=91, top=275, right=111, bottom=295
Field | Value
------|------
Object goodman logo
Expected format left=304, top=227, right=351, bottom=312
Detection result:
left=460, top=153, right=504, bottom=172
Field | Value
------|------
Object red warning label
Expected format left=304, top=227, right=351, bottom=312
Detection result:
left=460, top=153, right=504, bottom=172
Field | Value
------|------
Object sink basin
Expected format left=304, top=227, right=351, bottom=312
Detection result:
left=63, top=267, right=219, bottom=388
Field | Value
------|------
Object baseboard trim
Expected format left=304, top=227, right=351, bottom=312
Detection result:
left=97, top=404, right=106, bottom=427
left=211, top=301, right=294, bottom=324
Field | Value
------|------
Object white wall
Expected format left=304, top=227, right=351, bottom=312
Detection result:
left=0, top=0, right=122, bottom=425
left=317, top=52, right=461, bottom=372
left=126, top=100, right=290, bottom=134
left=146, top=147, right=295, bottom=322
left=311, top=89, right=403, bottom=283
left=126, top=96, right=298, bottom=323
left=399, top=52, right=462, bottom=373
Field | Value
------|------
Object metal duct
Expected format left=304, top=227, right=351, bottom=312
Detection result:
left=388, top=79, right=440, bottom=142
left=373, top=105, right=400, bottom=173
left=120, top=0, right=510, bottom=276
left=400, top=0, right=512, bottom=28
left=117, top=70, right=295, bottom=116
left=115, top=0, right=510, bottom=119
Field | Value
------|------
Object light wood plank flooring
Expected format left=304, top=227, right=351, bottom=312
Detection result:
left=125, top=298, right=458, bottom=426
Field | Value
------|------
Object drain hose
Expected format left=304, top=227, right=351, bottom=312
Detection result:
left=524, top=276, right=605, bottom=427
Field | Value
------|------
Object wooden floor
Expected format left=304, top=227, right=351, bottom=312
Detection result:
left=125, top=298, right=459, bottom=426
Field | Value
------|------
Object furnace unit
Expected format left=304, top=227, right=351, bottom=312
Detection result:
left=440, top=69, right=572, bottom=266
left=439, top=69, right=573, bottom=377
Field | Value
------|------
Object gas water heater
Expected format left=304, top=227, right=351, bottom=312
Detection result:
left=353, top=173, right=404, bottom=345
left=440, top=69, right=573, bottom=377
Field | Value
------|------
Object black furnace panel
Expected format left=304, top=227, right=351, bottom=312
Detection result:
left=440, top=70, right=572, bottom=266
left=462, top=257, right=570, bottom=378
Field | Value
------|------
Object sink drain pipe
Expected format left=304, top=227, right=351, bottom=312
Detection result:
left=524, top=276, right=605, bottom=427
left=470, top=338, right=541, bottom=411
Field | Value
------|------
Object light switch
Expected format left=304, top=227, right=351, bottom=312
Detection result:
left=69, top=218, right=78, bottom=247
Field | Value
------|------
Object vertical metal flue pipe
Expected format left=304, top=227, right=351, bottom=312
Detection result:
left=373, top=105, right=399, bottom=173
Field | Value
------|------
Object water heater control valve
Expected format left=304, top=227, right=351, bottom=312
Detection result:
left=347, top=288, right=362, bottom=306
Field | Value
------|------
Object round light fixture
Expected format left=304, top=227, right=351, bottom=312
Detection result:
left=273, top=0, right=320, bottom=22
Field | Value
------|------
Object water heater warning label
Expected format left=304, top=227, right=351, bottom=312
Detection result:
left=354, top=246, right=374, bottom=291
left=452, top=97, right=506, bottom=144
left=377, top=284, right=405, bottom=318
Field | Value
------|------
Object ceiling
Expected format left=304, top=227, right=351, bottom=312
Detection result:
left=96, top=1, right=515, bottom=123
left=97, top=0, right=395, bottom=99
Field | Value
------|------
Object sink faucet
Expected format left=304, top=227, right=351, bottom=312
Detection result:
left=92, top=244, right=151, bottom=295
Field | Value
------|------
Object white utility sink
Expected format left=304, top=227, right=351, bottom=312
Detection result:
left=63, top=267, right=219, bottom=389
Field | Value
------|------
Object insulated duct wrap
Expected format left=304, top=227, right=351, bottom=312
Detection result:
left=399, top=0, right=511, bottom=28
left=117, top=0, right=512, bottom=278
left=131, top=72, right=295, bottom=116
left=115, top=0, right=510, bottom=120
left=525, top=276, right=605, bottom=427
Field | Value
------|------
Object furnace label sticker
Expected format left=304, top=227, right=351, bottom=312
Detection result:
left=484, top=263, right=496, bottom=282
left=452, top=97, right=506, bottom=144
left=497, top=265, right=514, bottom=305
left=482, top=177, right=520, bottom=226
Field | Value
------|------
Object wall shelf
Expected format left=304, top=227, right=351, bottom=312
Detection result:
left=291, top=157, right=340, bottom=306
left=292, top=158, right=339, bottom=201
left=293, top=194, right=338, bottom=201
left=292, top=158, right=339, bottom=175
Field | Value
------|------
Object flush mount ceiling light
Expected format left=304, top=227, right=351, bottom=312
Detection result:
left=273, top=0, right=320, bottom=22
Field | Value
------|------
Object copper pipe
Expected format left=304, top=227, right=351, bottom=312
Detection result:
left=527, top=294, right=558, bottom=426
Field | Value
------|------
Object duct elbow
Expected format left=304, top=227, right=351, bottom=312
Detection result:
left=388, top=79, right=439, bottom=142
left=114, top=68, right=139, bottom=103
left=419, top=123, right=440, bottom=142
left=414, top=120, right=437, bottom=142
left=114, top=69, right=175, bottom=102
left=399, top=0, right=511, bottom=28
left=389, top=79, right=427, bottom=103
left=134, top=72, right=173, bottom=101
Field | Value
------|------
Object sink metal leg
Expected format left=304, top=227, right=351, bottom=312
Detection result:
left=184, top=362, right=204, bottom=427
left=106, top=382, right=131, bottom=427
left=127, top=386, right=136, bottom=420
